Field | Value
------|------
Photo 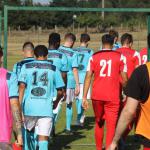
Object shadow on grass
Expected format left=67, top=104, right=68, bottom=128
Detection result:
left=49, top=116, right=95, bottom=150
left=124, top=135, right=141, bottom=150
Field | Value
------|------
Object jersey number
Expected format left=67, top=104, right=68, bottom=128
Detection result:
left=32, top=72, right=48, bottom=86
left=142, top=55, right=147, bottom=64
left=78, top=54, right=85, bottom=70
left=100, top=60, right=112, bottom=77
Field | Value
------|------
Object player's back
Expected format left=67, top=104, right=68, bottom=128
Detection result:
left=19, top=60, right=63, bottom=117
left=90, top=50, right=126, bottom=101
left=140, top=47, right=147, bottom=64
left=75, top=46, right=93, bottom=83
left=48, top=49, right=68, bottom=72
left=59, top=45, right=78, bottom=88
left=13, top=57, right=34, bottom=78
left=117, top=47, right=140, bottom=77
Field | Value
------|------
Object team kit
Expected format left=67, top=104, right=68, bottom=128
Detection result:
left=0, top=30, right=149, bottom=150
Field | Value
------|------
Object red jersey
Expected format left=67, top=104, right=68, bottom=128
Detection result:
left=117, top=47, right=140, bottom=78
left=140, top=48, right=147, bottom=65
left=87, top=50, right=127, bottom=102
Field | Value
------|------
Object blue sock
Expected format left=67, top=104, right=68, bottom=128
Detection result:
left=76, top=99, right=84, bottom=123
left=66, top=104, right=73, bottom=131
left=39, top=141, right=48, bottom=150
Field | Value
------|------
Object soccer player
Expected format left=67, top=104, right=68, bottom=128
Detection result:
left=140, top=34, right=150, bottom=64
left=0, top=47, right=23, bottom=149
left=13, top=41, right=34, bottom=78
left=48, top=32, right=68, bottom=135
left=59, top=33, right=80, bottom=134
left=108, top=62, right=150, bottom=150
left=74, top=33, right=93, bottom=126
left=19, top=45, right=65, bottom=150
left=109, top=30, right=121, bottom=50
left=82, top=34, right=128, bottom=150
left=117, top=33, right=141, bottom=78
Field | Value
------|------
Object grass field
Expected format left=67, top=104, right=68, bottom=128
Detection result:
left=8, top=30, right=146, bottom=150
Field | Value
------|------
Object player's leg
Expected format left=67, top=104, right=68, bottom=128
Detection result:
left=37, top=117, right=53, bottom=150
left=104, top=101, right=120, bottom=149
left=66, top=89, right=74, bottom=133
left=92, top=100, right=105, bottom=150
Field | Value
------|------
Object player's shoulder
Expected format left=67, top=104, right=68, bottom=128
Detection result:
left=140, top=47, right=147, bottom=54
left=6, top=71, right=17, bottom=80
left=59, top=45, right=75, bottom=56
left=76, top=46, right=93, bottom=54
left=93, top=50, right=121, bottom=56
left=48, top=49, right=63, bottom=59
left=25, top=60, right=56, bottom=71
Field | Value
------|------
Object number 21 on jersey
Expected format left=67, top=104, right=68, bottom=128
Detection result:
left=100, top=59, right=112, bottom=77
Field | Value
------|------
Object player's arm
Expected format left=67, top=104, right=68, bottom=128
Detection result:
left=108, top=97, right=139, bottom=150
left=9, top=73, right=22, bottom=146
left=55, top=68, right=65, bottom=100
left=72, top=53, right=80, bottom=96
left=121, top=72, right=128, bottom=88
left=82, top=71, right=93, bottom=110
left=73, top=67, right=80, bottom=96
left=10, top=98, right=23, bottom=146
left=19, top=83, right=26, bottom=105
left=82, top=57, right=93, bottom=110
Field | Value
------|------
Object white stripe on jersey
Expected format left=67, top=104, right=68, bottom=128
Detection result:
left=120, top=54, right=127, bottom=73
left=133, top=51, right=141, bottom=66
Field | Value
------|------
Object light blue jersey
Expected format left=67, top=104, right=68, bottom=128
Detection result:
left=59, top=46, right=78, bottom=88
left=112, top=42, right=122, bottom=50
left=13, top=57, right=34, bottom=78
left=74, top=46, right=93, bottom=84
left=18, top=60, right=65, bottom=117
left=48, top=49, right=68, bottom=72
left=7, top=72, right=19, bottom=99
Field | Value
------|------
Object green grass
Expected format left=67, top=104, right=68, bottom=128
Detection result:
left=48, top=102, right=142, bottom=150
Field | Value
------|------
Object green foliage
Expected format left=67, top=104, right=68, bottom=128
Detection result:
left=1, top=0, right=150, bottom=30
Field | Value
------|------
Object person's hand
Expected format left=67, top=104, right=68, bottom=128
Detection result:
left=107, top=142, right=118, bottom=150
left=82, top=98, right=89, bottom=110
left=16, top=134, right=23, bottom=146
left=75, top=84, right=80, bottom=96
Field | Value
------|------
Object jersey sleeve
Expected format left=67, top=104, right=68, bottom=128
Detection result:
left=9, top=73, right=19, bottom=99
left=120, top=54, right=127, bottom=72
left=133, top=51, right=141, bottom=66
left=87, top=56, right=94, bottom=72
left=72, top=53, right=79, bottom=68
left=61, top=54, right=68, bottom=72
left=13, top=63, right=17, bottom=74
left=18, top=64, right=27, bottom=85
left=125, top=65, right=149, bottom=102
left=54, top=68, right=65, bottom=89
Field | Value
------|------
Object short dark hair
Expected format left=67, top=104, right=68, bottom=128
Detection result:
left=80, top=33, right=90, bottom=43
left=23, top=42, right=34, bottom=50
left=65, top=33, right=76, bottom=42
left=121, top=33, right=133, bottom=45
left=148, top=33, right=150, bottom=48
left=48, top=33, right=61, bottom=49
left=0, top=46, right=3, bottom=58
left=102, top=34, right=114, bottom=46
left=34, top=45, right=48, bottom=58
left=109, top=30, right=119, bottom=38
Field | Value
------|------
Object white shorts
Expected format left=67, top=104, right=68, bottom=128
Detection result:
left=24, top=116, right=53, bottom=136
left=76, top=84, right=91, bottom=100
left=66, top=89, right=75, bottom=104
